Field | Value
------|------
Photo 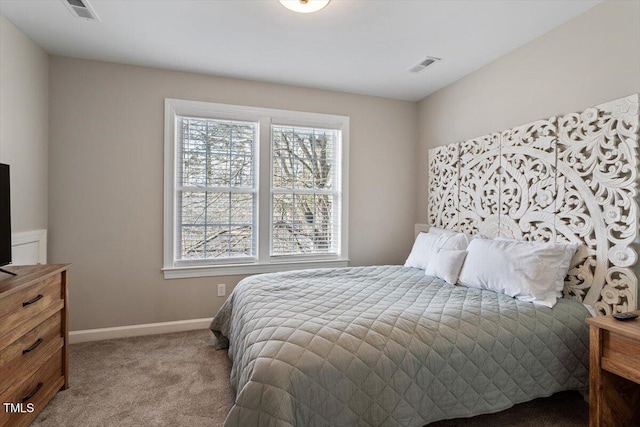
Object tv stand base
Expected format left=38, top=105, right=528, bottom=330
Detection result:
left=0, top=267, right=17, bottom=276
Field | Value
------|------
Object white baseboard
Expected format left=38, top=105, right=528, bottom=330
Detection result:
left=69, top=317, right=213, bottom=344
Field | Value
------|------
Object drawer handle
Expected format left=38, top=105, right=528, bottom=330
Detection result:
left=22, top=338, right=44, bottom=354
left=21, top=382, right=43, bottom=402
left=22, top=294, right=43, bottom=306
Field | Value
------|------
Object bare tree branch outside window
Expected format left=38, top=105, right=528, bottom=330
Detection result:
left=178, top=117, right=256, bottom=260
left=272, top=126, right=338, bottom=256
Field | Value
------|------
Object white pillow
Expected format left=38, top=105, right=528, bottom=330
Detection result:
left=405, top=230, right=474, bottom=270
left=458, top=238, right=577, bottom=308
left=404, top=232, right=442, bottom=269
left=495, top=237, right=577, bottom=297
left=425, top=249, right=468, bottom=284
left=440, top=232, right=470, bottom=250
left=429, top=227, right=473, bottom=246
left=428, top=226, right=456, bottom=236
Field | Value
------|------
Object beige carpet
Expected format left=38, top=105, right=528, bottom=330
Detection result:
left=32, top=330, right=588, bottom=426
left=32, top=330, right=233, bottom=427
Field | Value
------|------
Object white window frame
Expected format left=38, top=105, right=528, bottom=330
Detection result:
left=163, top=99, right=349, bottom=279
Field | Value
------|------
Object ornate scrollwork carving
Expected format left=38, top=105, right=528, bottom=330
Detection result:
left=427, top=94, right=639, bottom=315
left=428, top=144, right=459, bottom=229
left=458, top=134, right=500, bottom=236
left=556, top=94, right=638, bottom=314
left=500, top=119, right=557, bottom=242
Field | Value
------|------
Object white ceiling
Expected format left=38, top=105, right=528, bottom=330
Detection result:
left=0, top=0, right=601, bottom=101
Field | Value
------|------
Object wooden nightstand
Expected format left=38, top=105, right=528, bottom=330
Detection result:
left=586, top=311, right=640, bottom=427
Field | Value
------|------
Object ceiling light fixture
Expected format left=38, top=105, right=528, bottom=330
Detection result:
left=279, top=0, right=331, bottom=14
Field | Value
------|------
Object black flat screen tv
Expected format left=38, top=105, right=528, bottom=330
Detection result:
left=0, top=164, right=11, bottom=268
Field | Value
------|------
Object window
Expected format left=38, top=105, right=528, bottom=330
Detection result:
left=164, top=99, right=349, bottom=278
left=178, top=117, right=257, bottom=263
left=271, top=125, right=339, bottom=257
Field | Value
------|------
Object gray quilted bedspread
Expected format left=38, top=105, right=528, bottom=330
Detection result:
left=210, top=266, right=590, bottom=427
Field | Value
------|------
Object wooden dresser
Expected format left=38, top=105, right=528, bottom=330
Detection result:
left=586, top=311, right=640, bottom=427
left=0, top=265, right=70, bottom=427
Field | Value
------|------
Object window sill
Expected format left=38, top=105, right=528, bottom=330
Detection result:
left=162, top=258, right=350, bottom=279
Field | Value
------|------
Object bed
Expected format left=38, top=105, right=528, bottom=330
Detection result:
left=211, top=265, right=590, bottom=426
left=211, top=94, right=639, bottom=426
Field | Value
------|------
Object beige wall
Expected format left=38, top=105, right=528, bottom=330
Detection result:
left=417, top=0, right=640, bottom=221
left=0, top=15, right=48, bottom=233
left=48, top=57, right=418, bottom=330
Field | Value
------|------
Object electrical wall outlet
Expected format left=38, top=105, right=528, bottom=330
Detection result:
left=217, top=283, right=226, bottom=297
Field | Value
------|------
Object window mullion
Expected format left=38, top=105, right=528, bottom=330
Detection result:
left=177, top=186, right=254, bottom=193
left=271, top=188, right=336, bottom=195
left=258, top=116, right=272, bottom=264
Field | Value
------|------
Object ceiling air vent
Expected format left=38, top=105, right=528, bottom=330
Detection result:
left=408, top=56, right=441, bottom=73
left=61, top=0, right=100, bottom=22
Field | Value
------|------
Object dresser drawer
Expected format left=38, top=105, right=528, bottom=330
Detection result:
left=0, top=349, right=64, bottom=427
left=0, top=274, right=62, bottom=319
left=0, top=275, right=63, bottom=350
left=0, top=312, right=63, bottom=395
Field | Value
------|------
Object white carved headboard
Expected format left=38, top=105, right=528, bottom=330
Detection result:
left=428, top=94, right=639, bottom=315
